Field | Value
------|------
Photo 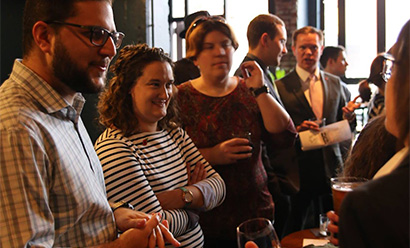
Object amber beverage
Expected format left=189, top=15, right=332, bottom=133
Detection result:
left=331, top=177, right=368, bottom=214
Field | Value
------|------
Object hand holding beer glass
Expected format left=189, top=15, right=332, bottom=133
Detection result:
left=329, top=177, right=368, bottom=242
left=331, top=177, right=368, bottom=214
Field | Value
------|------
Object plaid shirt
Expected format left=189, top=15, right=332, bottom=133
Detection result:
left=0, top=60, right=116, bottom=247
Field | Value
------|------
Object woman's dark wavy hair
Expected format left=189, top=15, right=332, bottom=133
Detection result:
left=98, top=43, right=179, bottom=136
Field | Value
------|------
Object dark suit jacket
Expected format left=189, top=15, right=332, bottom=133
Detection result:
left=235, top=55, right=299, bottom=196
left=234, top=54, right=284, bottom=106
left=276, top=69, right=347, bottom=181
left=339, top=154, right=409, bottom=248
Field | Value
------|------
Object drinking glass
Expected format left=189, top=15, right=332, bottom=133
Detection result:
left=331, top=177, right=368, bottom=214
left=319, top=213, right=330, bottom=236
left=237, top=218, right=281, bottom=248
left=231, top=131, right=253, bottom=160
left=308, top=117, right=326, bottom=127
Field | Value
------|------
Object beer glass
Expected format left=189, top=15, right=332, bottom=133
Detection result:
left=237, top=218, right=281, bottom=248
left=331, top=177, right=368, bottom=214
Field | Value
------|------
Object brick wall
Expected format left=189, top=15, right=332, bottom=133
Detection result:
left=275, top=0, right=298, bottom=73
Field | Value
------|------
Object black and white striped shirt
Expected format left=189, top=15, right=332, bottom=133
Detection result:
left=95, top=127, right=226, bottom=248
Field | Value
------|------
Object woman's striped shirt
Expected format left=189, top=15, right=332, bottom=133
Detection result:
left=95, top=127, right=225, bottom=247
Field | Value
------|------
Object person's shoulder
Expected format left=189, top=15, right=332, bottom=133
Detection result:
left=0, top=80, right=41, bottom=130
left=234, top=56, right=252, bottom=77
left=167, top=127, right=187, bottom=140
left=347, top=161, right=409, bottom=203
left=176, top=80, right=192, bottom=90
left=275, top=69, right=298, bottom=91
left=94, top=128, right=130, bottom=149
left=322, top=71, right=342, bottom=83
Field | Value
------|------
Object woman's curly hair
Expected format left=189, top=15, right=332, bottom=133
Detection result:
left=98, top=43, right=179, bottom=136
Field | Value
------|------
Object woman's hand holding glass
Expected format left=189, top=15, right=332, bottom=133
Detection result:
left=327, top=210, right=340, bottom=245
left=201, top=138, right=253, bottom=165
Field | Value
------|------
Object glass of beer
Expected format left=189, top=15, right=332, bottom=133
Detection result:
left=331, top=177, right=368, bottom=214
left=237, top=218, right=281, bottom=248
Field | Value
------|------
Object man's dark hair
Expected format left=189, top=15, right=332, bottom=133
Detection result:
left=247, top=14, right=285, bottom=49
left=320, top=46, right=345, bottom=69
left=22, top=0, right=112, bottom=57
left=320, top=46, right=345, bottom=68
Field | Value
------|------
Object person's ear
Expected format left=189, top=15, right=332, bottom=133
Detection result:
left=319, top=45, right=324, bottom=56
left=291, top=45, right=296, bottom=55
left=193, top=57, right=199, bottom=67
left=261, top=33, right=270, bottom=47
left=32, top=21, right=54, bottom=54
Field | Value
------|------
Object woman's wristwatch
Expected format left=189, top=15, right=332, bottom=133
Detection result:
left=111, top=201, right=135, bottom=212
left=250, top=84, right=269, bottom=97
left=179, top=187, right=193, bottom=208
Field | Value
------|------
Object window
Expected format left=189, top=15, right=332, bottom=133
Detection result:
left=323, top=0, right=408, bottom=79
left=385, top=0, right=410, bottom=50
left=169, top=0, right=267, bottom=75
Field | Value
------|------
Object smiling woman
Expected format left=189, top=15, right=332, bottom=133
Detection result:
left=94, top=43, right=226, bottom=248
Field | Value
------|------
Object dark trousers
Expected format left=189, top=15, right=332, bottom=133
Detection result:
left=283, top=149, right=334, bottom=236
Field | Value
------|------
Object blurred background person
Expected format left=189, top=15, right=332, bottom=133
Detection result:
left=320, top=45, right=355, bottom=161
left=327, top=114, right=401, bottom=245
left=320, top=45, right=349, bottom=78
left=339, top=19, right=409, bottom=248
left=366, top=52, right=395, bottom=120
left=275, top=26, right=356, bottom=235
left=233, top=13, right=299, bottom=238
left=177, top=16, right=296, bottom=247
left=174, top=11, right=210, bottom=85
left=95, top=44, right=226, bottom=247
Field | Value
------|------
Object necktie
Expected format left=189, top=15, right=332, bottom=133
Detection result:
left=308, top=74, right=323, bottom=119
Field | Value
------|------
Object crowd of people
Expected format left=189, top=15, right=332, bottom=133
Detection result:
left=0, top=0, right=408, bottom=247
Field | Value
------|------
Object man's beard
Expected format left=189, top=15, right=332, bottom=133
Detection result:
left=52, top=41, right=105, bottom=94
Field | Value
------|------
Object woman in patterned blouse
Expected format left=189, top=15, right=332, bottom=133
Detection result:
left=176, top=16, right=297, bottom=247
left=95, top=44, right=226, bottom=248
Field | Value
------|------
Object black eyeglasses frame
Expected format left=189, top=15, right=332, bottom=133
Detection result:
left=45, top=20, right=125, bottom=49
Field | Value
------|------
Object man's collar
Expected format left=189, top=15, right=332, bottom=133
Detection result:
left=296, top=64, right=320, bottom=82
left=246, top=53, right=268, bottom=71
left=11, top=59, right=85, bottom=122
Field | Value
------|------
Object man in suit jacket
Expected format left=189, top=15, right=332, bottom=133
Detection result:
left=234, top=14, right=299, bottom=238
left=320, top=46, right=355, bottom=160
left=275, top=26, right=356, bottom=234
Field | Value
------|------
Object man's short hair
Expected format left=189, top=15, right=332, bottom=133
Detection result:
left=292, top=26, right=323, bottom=47
left=22, top=0, right=112, bottom=57
left=246, top=14, right=285, bottom=49
left=320, top=46, right=345, bottom=68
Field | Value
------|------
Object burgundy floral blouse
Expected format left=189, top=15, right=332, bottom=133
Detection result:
left=177, top=78, right=276, bottom=241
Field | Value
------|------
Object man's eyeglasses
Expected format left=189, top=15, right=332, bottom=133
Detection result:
left=45, top=21, right=125, bottom=49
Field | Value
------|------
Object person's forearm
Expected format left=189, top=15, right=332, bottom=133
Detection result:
left=156, top=186, right=204, bottom=209
left=198, top=147, right=217, bottom=165
left=255, top=93, right=291, bottom=133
